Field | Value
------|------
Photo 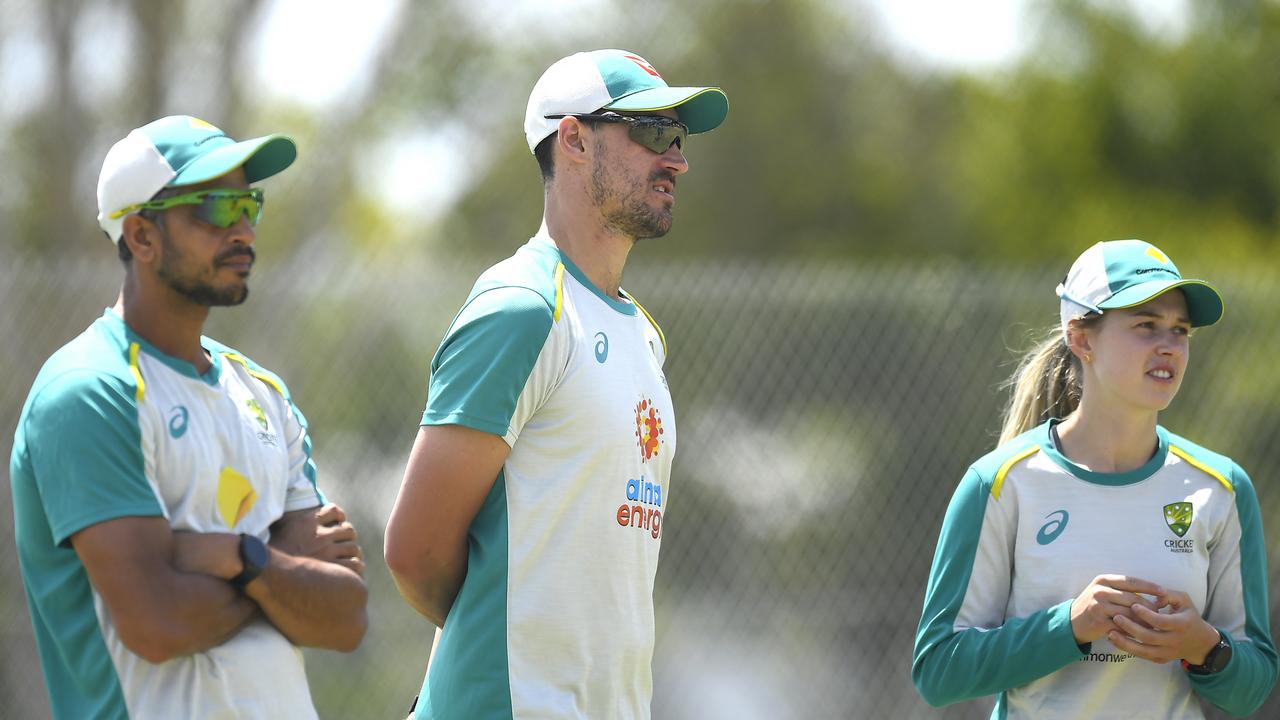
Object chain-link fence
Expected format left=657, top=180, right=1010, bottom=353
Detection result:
left=4, top=252, right=1280, bottom=719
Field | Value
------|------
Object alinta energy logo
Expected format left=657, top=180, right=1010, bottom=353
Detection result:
left=1164, top=501, right=1195, bottom=554
left=617, top=396, right=666, bottom=540
left=616, top=475, right=663, bottom=540
left=635, top=397, right=665, bottom=464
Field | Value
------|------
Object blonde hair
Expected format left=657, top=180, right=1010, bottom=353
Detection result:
left=998, top=316, right=1101, bottom=445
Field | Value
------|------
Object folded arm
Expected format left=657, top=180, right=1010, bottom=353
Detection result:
left=172, top=504, right=369, bottom=652
left=72, top=516, right=258, bottom=664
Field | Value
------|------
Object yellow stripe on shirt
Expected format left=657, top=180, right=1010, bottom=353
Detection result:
left=628, top=293, right=667, bottom=357
left=1170, top=445, right=1234, bottom=494
left=128, top=343, right=146, bottom=402
left=992, top=446, right=1040, bottom=500
left=553, top=263, right=565, bottom=322
left=221, top=353, right=286, bottom=397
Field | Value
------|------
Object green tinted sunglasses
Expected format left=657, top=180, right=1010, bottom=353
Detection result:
left=111, top=188, right=265, bottom=228
left=546, top=112, right=689, bottom=154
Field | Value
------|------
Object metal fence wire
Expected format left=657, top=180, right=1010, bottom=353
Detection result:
left=3, top=253, right=1280, bottom=719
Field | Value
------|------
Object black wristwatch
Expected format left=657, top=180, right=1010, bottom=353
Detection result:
left=1182, top=630, right=1232, bottom=675
left=229, top=533, right=268, bottom=591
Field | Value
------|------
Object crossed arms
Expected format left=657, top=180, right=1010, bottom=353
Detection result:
left=71, top=503, right=368, bottom=663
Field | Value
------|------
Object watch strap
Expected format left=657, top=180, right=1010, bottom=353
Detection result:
left=229, top=533, right=268, bottom=591
left=1182, top=630, right=1231, bottom=675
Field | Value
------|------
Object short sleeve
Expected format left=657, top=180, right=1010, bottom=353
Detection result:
left=282, top=398, right=324, bottom=511
left=22, top=370, right=163, bottom=546
left=423, top=286, right=556, bottom=440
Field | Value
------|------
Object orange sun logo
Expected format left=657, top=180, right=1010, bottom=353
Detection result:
left=634, top=397, right=664, bottom=463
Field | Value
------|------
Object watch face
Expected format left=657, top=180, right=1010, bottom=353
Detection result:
left=1206, top=640, right=1232, bottom=673
left=241, top=534, right=268, bottom=572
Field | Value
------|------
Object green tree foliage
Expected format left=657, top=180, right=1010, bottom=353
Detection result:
left=441, top=0, right=1280, bottom=263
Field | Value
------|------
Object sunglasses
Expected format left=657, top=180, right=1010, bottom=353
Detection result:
left=546, top=112, right=689, bottom=154
left=111, top=188, right=265, bottom=229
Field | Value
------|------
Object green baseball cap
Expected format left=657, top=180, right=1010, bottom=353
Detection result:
left=97, top=115, right=296, bottom=242
left=1056, top=240, right=1224, bottom=328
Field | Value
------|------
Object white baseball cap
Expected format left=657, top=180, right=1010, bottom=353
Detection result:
left=97, top=115, right=296, bottom=243
left=524, top=49, right=728, bottom=153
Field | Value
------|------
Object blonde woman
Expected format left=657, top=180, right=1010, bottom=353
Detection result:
left=912, top=240, right=1277, bottom=718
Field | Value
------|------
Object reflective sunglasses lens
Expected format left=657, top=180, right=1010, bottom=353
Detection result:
left=197, top=192, right=263, bottom=228
left=630, top=122, right=687, bottom=153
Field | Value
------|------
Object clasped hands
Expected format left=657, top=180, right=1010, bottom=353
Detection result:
left=170, top=503, right=365, bottom=581
left=1069, top=574, right=1219, bottom=666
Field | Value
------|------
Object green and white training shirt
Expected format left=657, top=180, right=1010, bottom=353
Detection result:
left=913, top=420, right=1277, bottom=719
left=11, top=309, right=324, bottom=720
left=414, top=232, right=674, bottom=720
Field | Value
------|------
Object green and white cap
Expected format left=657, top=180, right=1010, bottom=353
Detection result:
left=524, top=49, right=729, bottom=153
left=1056, top=239, right=1224, bottom=333
left=96, top=115, right=296, bottom=243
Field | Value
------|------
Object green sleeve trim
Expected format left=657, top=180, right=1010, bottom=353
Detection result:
left=24, top=369, right=162, bottom=545
left=1187, top=465, right=1278, bottom=715
left=913, top=467, right=1083, bottom=707
left=422, top=286, right=554, bottom=436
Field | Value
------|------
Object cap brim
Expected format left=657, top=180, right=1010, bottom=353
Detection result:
left=170, top=134, right=297, bottom=187
left=1098, top=279, right=1225, bottom=327
left=604, top=86, right=728, bottom=134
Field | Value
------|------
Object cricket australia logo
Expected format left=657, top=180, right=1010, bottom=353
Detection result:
left=1163, top=502, right=1195, bottom=554
left=245, top=398, right=269, bottom=431
left=1164, top=502, right=1193, bottom=537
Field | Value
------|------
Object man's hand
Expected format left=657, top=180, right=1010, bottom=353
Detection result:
left=1109, top=589, right=1221, bottom=665
left=270, top=503, right=365, bottom=576
left=1070, top=574, right=1165, bottom=644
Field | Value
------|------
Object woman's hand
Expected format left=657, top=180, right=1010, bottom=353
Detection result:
left=1070, top=574, right=1165, bottom=644
left=1109, top=589, right=1221, bottom=665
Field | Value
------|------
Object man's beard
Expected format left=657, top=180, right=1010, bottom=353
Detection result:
left=155, top=228, right=253, bottom=306
left=590, top=153, right=675, bottom=241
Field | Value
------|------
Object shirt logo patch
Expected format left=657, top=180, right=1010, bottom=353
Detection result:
left=1036, top=509, right=1069, bottom=545
left=216, top=467, right=257, bottom=528
left=634, top=397, right=665, bottom=463
left=616, top=475, right=663, bottom=540
left=245, top=398, right=269, bottom=431
left=1164, top=502, right=1193, bottom=537
left=168, top=405, right=189, bottom=439
left=594, top=332, right=609, bottom=363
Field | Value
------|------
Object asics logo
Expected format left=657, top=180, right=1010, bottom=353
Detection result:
left=1037, top=510, right=1069, bottom=545
left=168, top=406, right=189, bottom=439
left=594, top=332, right=609, bottom=363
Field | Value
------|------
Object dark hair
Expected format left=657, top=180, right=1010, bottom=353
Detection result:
left=116, top=186, right=180, bottom=263
left=534, top=134, right=556, bottom=182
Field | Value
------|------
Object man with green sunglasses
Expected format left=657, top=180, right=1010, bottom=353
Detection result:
left=12, top=115, right=369, bottom=720
left=387, top=50, right=727, bottom=720
left=111, top=187, right=267, bottom=231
